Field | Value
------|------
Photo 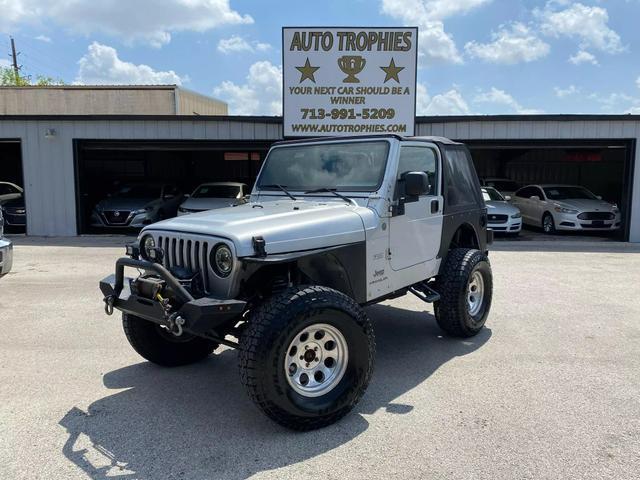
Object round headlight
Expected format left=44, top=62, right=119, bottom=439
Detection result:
left=141, top=235, right=155, bottom=259
left=211, top=243, right=233, bottom=277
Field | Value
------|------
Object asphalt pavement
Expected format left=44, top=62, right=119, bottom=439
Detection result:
left=0, top=237, right=638, bottom=479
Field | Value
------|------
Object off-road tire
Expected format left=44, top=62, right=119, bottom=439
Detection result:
left=238, top=286, right=375, bottom=431
left=434, top=248, right=492, bottom=337
left=123, top=313, right=218, bottom=367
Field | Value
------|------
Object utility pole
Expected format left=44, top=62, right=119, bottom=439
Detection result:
left=10, top=36, right=20, bottom=78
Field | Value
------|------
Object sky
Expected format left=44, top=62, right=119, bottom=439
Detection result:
left=0, top=0, right=639, bottom=116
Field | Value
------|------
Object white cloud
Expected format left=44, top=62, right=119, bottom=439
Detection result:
left=35, top=34, right=51, bottom=43
left=0, top=0, right=253, bottom=47
left=416, top=84, right=471, bottom=115
left=588, top=91, right=635, bottom=110
left=537, top=2, right=624, bottom=54
left=0, top=59, right=11, bottom=68
left=75, top=42, right=185, bottom=85
left=213, top=61, right=282, bottom=115
left=554, top=85, right=579, bottom=98
left=636, top=76, right=640, bottom=90
left=217, top=36, right=271, bottom=54
left=381, top=0, right=493, bottom=65
left=381, top=0, right=491, bottom=21
left=474, top=87, right=542, bottom=114
left=465, top=22, right=550, bottom=64
left=569, top=50, right=598, bottom=65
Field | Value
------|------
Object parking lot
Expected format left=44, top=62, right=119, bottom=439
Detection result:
left=1, top=237, right=639, bottom=480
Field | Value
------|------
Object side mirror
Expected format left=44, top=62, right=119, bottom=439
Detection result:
left=504, top=195, right=512, bottom=201
left=404, top=171, right=430, bottom=197
left=163, top=194, right=176, bottom=200
left=184, top=194, right=191, bottom=198
left=596, top=195, right=602, bottom=200
left=530, top=195, right=540, bottom=201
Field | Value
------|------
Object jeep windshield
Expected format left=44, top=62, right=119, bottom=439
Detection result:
left=257, top=140, right=389, bottom=192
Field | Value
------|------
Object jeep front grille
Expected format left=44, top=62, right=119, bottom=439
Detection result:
left=157, top=234, right=212, bottom=293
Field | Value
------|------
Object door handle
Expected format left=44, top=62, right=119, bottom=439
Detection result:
left=430, top=199, right=439, bottom=214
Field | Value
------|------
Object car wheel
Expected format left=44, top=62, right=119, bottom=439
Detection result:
left=122, top=313, right=218, bottom=367
left=238, top=285, right=375, bottom=431
left=542, top=212, right=556, bottom=234
left=434, top=248, right=493, bottom=337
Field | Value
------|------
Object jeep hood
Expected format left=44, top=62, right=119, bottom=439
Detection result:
left=144, top=201, right=368, bottom=257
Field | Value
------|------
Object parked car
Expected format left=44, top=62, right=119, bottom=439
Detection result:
left=0, top=207, right=13, bottom=277
left=1, top=197, right=26, bottom=228
left=90, top=183, right=184, bottom=229
left=178, top=182, right=249, bottom=216
left=100, top=135, right=494, bottom=430
left=511, top=184, right=621, bottom=234
left=482, top=187, right=522, bottom=235
left=0, top=181, right=23, bottom=204
left=480, top=177, right=521, bottom=199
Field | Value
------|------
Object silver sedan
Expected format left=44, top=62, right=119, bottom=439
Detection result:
left=510, top=184, right=621, bottom=234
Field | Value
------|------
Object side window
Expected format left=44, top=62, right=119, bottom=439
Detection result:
left=164, top=185, right=179, bottom=197
left=443, top=146, right=480, bottom=209
left=516, top=187, right=532, bottom=198
left=397, top=146, right=438, bottom=196
left=534, top=187, right=544, bottom=199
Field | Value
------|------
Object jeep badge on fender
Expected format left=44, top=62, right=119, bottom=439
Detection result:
left=99, top=135, right=493, bottom=430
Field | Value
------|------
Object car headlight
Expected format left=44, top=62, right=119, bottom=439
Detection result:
left=211, top=243, right=233, bottom=277
left=141, top=235, right=155, bottom=260
left=510, top=212, right=521, bottom=219
left=554, top=206, right=578, bottom=214
left=132, top=207, right=152, bottom=215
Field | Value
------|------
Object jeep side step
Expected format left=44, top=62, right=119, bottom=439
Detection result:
left=409, top=282, right=441, bottom=303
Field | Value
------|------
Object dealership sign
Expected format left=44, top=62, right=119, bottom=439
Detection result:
left=282, top=27, right=418, bottom=137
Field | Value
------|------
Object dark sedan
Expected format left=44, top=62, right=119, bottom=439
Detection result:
left=1, top=197, right=26, bottom=228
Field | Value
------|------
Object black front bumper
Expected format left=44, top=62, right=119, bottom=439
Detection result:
left=99, top=257, right=246, bottom=336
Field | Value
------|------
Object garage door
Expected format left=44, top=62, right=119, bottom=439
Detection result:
left=466, top=139, right=634, bottom=241
left=74, top=140, right=273, bottom=234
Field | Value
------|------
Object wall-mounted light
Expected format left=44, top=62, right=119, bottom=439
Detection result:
left=44, top=128, right=57, bottom=139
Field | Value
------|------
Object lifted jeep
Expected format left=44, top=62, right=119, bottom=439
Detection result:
left=100, top=135, right=493, bottom=430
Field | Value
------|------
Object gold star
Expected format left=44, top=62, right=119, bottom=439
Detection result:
left=296, top=58, right=320, bottom=83
left=380, top=58, right=404, bottom=83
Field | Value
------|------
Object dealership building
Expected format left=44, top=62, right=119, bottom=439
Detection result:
left=0, top=86, right=638, bottom=242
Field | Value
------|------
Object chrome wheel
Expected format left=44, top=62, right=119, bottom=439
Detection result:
left=543, top=215, right=554, bottom=233
left=285, top=323, right=348, bottom=398
left=467, top=270, right=485, bottom=316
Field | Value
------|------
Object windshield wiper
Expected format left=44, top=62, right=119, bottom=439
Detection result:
left=304, top=188, right=355, bottom=205
left=261, top=184, right=297, bottom=201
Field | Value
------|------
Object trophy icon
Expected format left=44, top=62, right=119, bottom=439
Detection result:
left=338, top=55, right=366, bottom=83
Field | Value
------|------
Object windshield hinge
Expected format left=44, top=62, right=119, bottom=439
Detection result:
left=252, top=236, right=267, bottom=257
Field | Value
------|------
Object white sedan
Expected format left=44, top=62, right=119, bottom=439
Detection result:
left=178, top=182, right=249, bottom=216
left=0, top=181, right=23, bottom=204
left=482, top=187, right=522, bottom=235
left=510, top=184, right=621, bottom=234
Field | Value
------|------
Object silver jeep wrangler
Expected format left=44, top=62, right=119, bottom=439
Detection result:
left=100, top=135, right=493, bottom=430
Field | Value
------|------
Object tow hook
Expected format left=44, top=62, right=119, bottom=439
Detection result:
left=103, top=295, right=115, bottom=316
left=167, top=313, right=186, bottom=337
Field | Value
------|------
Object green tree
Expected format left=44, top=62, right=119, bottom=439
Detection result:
left=0, top=67, right=64, bottom=86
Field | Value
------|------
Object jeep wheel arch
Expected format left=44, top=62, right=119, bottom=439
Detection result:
left=240, top=243, right=367, bottom=304
left=438, top=218, right=482, bottom=264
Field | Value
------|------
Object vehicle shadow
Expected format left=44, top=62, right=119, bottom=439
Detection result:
left=59, top=304, right=492, bottom=480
